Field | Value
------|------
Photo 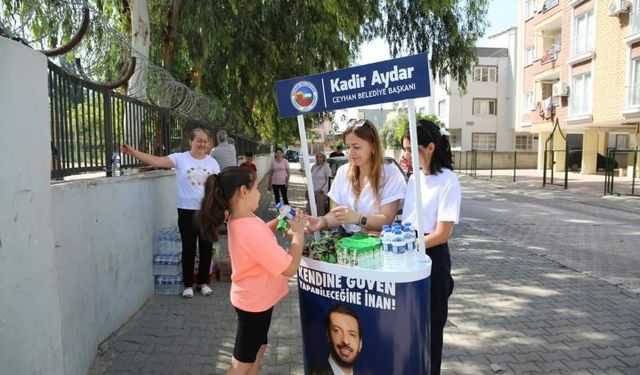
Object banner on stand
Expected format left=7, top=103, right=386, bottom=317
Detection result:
left=275, top=54, right=430, bottom=118
left=298, top=258, right=431, bottom=375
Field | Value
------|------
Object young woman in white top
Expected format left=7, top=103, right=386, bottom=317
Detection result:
left=121, top=128, right=221, bottom=299
left=401, top=119, right=461, bottom=375
left=306, top=119, right=406, bottom=234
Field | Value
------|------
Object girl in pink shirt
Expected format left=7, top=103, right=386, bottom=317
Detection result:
left=197, top=167, right=305, bottom=375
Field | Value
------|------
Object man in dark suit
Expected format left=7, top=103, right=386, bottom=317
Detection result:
left=309, top=304, right=362, bottom=375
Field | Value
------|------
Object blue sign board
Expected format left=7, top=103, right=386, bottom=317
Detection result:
left=275, top=54, right=430, bottom=118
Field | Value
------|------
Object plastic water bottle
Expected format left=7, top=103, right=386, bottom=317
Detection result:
left=275, top=202, right=296, bottom=219
left=381, top=226, right=393, bottom=271
left=111, top=152, right=121, bottom=176
left=402, top=226, right=417, bottom=268
left=390, top=229, right=407, bottom=271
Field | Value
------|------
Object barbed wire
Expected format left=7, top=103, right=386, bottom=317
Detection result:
left=0, top=0, right=237, bottom=124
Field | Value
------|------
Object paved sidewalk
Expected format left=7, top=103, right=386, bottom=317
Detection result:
left=91, top=166, right=640, bottom=375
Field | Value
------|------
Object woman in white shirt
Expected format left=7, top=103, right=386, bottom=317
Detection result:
left=121, top=128, right=221, bottom=299
left=305, top=152, right=332, bottom=216
left=306, top=119, right=406, bottom=234
left=401, top=119, right=461, bottom=375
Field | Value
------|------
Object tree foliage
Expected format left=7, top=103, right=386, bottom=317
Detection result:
left=145, top=0, right=487, bottom=143
left=4, top=0, right=488, bottom=144
left=381, top=112, right=445, bottom=149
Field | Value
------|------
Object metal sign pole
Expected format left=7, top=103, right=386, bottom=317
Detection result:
left=406, top=99, right=425, bottom=254
left=297, top=115, right=320, bottom=241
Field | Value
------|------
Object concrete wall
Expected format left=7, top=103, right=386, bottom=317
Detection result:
left=453, top=151, right=538, bottom=169
left=0, top=38, right=65, bottom=375
left=51, top=171, right=176, bottom=375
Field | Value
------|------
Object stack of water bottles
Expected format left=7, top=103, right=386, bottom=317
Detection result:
left=153, top=227, right=183, bottom=295
left=380, top=222, right=420, bottom=271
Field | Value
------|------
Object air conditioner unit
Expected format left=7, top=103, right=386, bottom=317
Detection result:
left=552, top=82, right=569, bottom=97
left=608, top=0, right=632, bottom=17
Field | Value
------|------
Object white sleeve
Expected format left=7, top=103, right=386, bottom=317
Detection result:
left=438, top=177, right=461, bottom=223
left=327, top=165, right=349, bottom=206
left=167, top=153, right=181, bottom=169
left=380, top=166, right=407, bottom=206
left=210, top=157, right=221, bottom=174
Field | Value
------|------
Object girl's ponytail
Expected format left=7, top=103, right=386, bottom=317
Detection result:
left=196, top=167, right=257, bottom=242
left=197, top=174, right=227, bottom=242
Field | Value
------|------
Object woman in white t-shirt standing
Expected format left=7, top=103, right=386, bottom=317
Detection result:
left=306, top=119, right=406, bottom=234
left=401, top=119, right=461, bottom=375
left=121, top=128, right=221, bottom=299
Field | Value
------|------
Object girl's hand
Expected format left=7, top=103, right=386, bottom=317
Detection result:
left=331, top=206, right=359, bottom=225
left=286, top=210, right=305, bottom=236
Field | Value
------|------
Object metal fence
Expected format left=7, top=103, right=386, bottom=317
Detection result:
left=604, top=148, right=639, bottom=196
left=49, top=61, right=270, bottom=179
left=452, top=150, right=520, bottom=182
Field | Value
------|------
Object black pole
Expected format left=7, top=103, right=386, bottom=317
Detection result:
left=513, top=150, right=517, bottom=182
left=632, top=148, right=638, bottom=196
left=104, top=90, right=113, bottom=177
left=543, top=149, right=547, bottom=187
left=490, top=151, right=494, bottom=179
left=564, top=141, right=568, bottom=190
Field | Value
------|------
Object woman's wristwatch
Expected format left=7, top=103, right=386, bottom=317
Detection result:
left=358, top=215, right=367, bottom=227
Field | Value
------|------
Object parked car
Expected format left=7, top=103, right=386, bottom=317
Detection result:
left=567, top=150, right=619, bottom=172
left=284, top=149, right=299, bottom=162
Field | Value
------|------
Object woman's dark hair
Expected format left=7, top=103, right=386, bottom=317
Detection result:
left=196, top=166, right=257, bottom=242
left=403, top=119, right=453, bottom=174
left=275, top=147, right=283, bottom=153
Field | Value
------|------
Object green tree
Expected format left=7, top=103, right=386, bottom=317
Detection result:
left=4, top=0, right=488, bottom=143
left=381, top=112, right=445, bottom=149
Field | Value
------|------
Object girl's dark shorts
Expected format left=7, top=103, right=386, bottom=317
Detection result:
left=233, top=306, right=274, bottom=363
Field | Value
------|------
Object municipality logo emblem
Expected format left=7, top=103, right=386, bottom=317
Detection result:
left=291, top=81, right=318, bottom=112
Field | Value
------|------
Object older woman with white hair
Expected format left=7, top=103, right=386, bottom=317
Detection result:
left=306, top=152, right=332, bottom=216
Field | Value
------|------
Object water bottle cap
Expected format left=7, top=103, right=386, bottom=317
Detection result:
left=384, top=227, right=392, bottom=232
left=393, top=229, right=402, bottom=234
left=404, top=222, right=412, bottom=227
left=275, top=202, right=284, bottom=209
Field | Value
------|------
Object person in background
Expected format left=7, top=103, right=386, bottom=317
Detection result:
left=268, top=147, right=290, bottom=205
left=305, top=119, right=405, bottom=234
left=211, top=129, right=237, bottom=170
left=329, top=144, right=345, bottom=158
left=121, top=128, right=220, bottom=298
left=240, top=151, right=257, bottom=172
left=196, top=167, right=305, bottom=375
left=306, top=152, right=332, bottom=216
left=399, top=150, right=413, bottom=175
left=401, top=119, right=461, bottom=375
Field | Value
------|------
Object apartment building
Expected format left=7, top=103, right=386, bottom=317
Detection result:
left=429, top=29, right=517, bottom=152
left=516, top=0, right=639, bottom=174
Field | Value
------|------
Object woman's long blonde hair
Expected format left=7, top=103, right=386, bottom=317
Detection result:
left=343, top=119, right=385, bottom=203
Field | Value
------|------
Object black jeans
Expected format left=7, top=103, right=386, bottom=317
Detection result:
left=426, top=242, right=454, bottom=375
left=177, top=208, right=213, bottom=287
left=272, top=184, right=289, bottom=205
